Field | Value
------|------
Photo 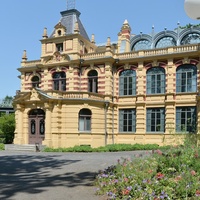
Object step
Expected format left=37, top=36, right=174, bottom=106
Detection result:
left=5, top=144, right=45, bottom=152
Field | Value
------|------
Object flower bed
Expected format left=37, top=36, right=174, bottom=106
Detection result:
left=95, top=145, right=200, bottom=199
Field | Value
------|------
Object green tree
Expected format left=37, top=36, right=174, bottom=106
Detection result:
left=0, top=113, right=15, bottom=144
left=0, top=96, right=13, bottom=107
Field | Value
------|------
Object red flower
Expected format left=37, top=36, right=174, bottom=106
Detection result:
left=122, top=189, right=130, bottom=195
left=156, top=172, right=165, bottom=179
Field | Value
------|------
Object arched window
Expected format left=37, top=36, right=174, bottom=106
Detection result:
left=79, top=109, right=92, bottom=132
left=132, top=39, right=151, bottom=51
left=155, top=36, right=176, bottom=48
left=119, top=70, right=136, bottom=96
left=52, top=72, right=66, bottom=91
left=146, top=67, right=165, bottom=94
left=31, top=76, right=40, bottom=88
left=88, top=70, right=98, bottom=93
left=176, top=64, right=197, bottom=93
left=181, top=33, right=200, bottom=45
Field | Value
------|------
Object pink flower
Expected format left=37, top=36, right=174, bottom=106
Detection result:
left=196, top=190, right=200, bottom=196
left=174, top=175, right=182, bottom=182
left=155, top=149, right=163, bottom=155
left=191, top=170, right=196, bottom=176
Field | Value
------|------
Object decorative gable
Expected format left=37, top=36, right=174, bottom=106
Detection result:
left=54, top=22, right=66, bottom=37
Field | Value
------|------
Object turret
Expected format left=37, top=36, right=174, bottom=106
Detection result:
left=118, top=19, right=131, bottom=53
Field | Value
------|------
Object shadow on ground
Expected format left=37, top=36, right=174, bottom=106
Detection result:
left=0, top=154, right=96, bottom=199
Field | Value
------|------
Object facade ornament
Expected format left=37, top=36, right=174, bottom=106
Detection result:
left=183, top=58, right=189, bottom=64
left=22, top=50, right=27, bottom=62
left=74, top=21, right=80, bottom=34
left=124, top=64, right=130, bottom=70
left=91, top=34, right=95, bottom=43
left=43, top=27, right=48, bottom=39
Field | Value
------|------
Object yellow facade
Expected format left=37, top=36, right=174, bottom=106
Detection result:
left=13, top=7, right=200, bottom=148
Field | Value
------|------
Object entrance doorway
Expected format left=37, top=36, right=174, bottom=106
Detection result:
left=28, top=109, right=45, bottom=144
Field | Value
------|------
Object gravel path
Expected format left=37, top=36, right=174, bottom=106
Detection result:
left=0, top=151, right=150, bottom=200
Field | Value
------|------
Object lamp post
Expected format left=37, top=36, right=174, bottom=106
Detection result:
left=184, top=0, right=200, bottom=20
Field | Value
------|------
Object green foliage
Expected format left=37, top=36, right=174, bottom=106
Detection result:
left=95, top=142, right=200, bottom=199
left=0, top=143, right=5, bottom=150
left=43, top=143, right=161, bottom=153
left=0, top=113, right=15, bottom=144
left=0, top=96, right=13, bottom=107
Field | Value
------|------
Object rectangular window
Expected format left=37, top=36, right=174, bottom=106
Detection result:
left=176, top=67, right=197, bottom=93
left=176, top=107, right=196, bottom=133
left=146, top=108, right=165, bottom=132
left=119, top=76, right=136, bottom=96
left=119, top=109, right=136, bottom=133
left=56, top=43, right=63, bottom=52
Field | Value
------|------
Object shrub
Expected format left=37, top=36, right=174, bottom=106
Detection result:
left=0, top=143, right=4, bottom=150
left=0, top=113, right=15, bottom=144
left=43, top=143, right=161, bottom=153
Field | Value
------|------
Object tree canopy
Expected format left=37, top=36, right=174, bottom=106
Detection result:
left=0, top=96, right=13, bottom=108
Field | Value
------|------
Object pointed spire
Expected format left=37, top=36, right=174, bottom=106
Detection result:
left=43, top=27, right=48, bottom=39
left=106, top=37, right=111, bottom=47
left=74, top=21, right=80, bottom=33
left=91, top=34, right=95, bottom=44
left=121, top=19, right=131, bottom=32
left=22, top=50, right=27, bottom=62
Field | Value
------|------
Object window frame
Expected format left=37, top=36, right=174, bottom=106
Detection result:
left=88, top=70, right=98, bottom=93
left=31, top=76, right=40, bottom=88
left=119, top=70, right=136, bottom=96
left=176, top=107, right=196, bottom=133
left=146, top=67, right=165, bottom=95
left=146, top=108, right=165, bottom=133
left=176, top=64, right=197, bottom=93
left=119, top=109, right=136, bottom=133
left=52, top=71, right=66, bottom=91
left=79, top=109, right=92, bottom=132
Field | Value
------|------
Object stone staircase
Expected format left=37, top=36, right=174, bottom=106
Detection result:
left=5, top=144, right=45, bottom=152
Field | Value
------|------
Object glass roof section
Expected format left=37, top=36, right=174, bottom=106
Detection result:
left=155, top=36, right=176, bottom=48
left=132, top=39, right=151, bottom=51
left=181, top=33, right=200, bottom=45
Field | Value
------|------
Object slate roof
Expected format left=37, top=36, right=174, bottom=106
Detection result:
left=50, top=9, right=90, bottom=41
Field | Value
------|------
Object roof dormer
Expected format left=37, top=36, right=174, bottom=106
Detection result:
left=54, top=22, right=66, bottom=37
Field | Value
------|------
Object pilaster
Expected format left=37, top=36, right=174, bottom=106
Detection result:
left=13, top=104, right=25, bottom=144
left=43, top=103, right=53, bottom=147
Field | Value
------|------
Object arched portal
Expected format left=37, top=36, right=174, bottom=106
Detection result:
left=28, top=109, right=45, bottom=144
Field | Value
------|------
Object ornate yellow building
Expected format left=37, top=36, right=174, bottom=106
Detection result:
left=13, top=6, right=200, bottom=148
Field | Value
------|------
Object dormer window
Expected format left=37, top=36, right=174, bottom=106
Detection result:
left=56, top=43, right=63, bottom=52
left=58, top=30, right=62, bottom=36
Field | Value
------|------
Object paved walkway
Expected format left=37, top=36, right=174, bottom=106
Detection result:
left=0, top=151, right=149, bottom=200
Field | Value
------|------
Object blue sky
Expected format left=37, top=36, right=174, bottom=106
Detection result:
left=0, top=0, right=197, bottom=99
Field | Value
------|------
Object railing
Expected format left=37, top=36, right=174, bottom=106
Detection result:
left=22, top=60, right=41, bottom=67
left=81, top=52, right=106, bottom=60
left=21, top=44, right=200, bottom=66
left=43, top=91, right=105, bottom=101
